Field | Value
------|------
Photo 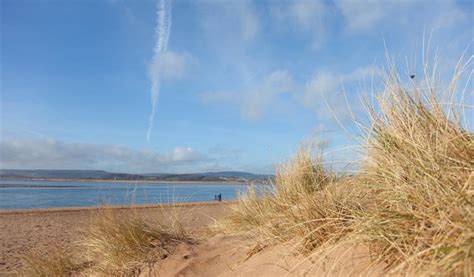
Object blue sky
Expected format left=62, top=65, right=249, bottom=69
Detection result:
left=1, top=0, right=472, bottom=173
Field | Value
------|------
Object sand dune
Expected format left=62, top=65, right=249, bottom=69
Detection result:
left=148, top=235, right=386, bottom=276
left=0, top=202, right=388, bottom=276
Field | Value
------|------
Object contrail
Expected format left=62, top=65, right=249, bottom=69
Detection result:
left=147, top=0, right=172, bottom=141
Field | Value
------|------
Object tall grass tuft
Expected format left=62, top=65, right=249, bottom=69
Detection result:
left=82, top=210, right=191, bottom=276
left=20, top=251, right=77, bottom=277
left=220, top=146, right=364, bottom=252
left=220, top=55, right=473, bottom=275
left=358, top=59, right=474, bottom=275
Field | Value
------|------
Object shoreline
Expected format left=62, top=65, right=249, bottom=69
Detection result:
left=0, top=200, right=235, bottom=215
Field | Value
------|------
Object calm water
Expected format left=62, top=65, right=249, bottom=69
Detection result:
left=0, top=179, right=261, bottom=210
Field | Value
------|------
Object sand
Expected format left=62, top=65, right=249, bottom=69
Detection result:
left=0, top=202, right=385, bottom=276
left=147, top=235, right=386, bottom=276
left=0, top=202, right=230, bottom=275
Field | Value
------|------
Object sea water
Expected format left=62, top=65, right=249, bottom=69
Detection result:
left=0, top=179, right=262, bottom=209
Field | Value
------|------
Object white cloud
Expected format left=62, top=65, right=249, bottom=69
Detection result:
left=335, top=0, right=385, bottom=31
left=301, top=71, right=340, bottom=108
left=297, top=66, right=376, bottom=120
left=195, top=0, right=261, bottom=89
left=272, top=1, right=326, bottom=30
left=0, top=137, right=208, bottom=173
left=298, top=71, right=351, bottom=121
left=240, top=5, right=259, bottom=41
left=199, top=0, right=259, bottom=44
left=335, top=0, right=468, bottom=33
left=271, top=1, right=327, bottom=48
left=200, top=66, right=376, bottom=122
left=241, top=70, right=294, bottom=120
left=0, top=137, right=275, bottom=174
left=171, top=147, right=204, bottom=162
left=200, top=70, right=294, bottom=120
left=148, top=51, right=194, bottom=81
left=431, top=1, right=468, bottom=30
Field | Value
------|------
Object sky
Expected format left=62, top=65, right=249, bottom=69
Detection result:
left=1, top=0, right=472, bottom=174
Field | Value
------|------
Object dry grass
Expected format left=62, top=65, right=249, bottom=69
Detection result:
left=220, top=56, right=473, bottom=275
left=219, top=146, right=365, bottom=253
left=81, top=209, right=191, bottom=276
left=20, top=250, right=78, bottom=277
left=357, top=58, right=474, bottom=275
left=20, top=207, right=193, bottom=276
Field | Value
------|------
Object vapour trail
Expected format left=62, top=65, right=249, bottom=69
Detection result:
left=147, top=0, right=172, bottom=141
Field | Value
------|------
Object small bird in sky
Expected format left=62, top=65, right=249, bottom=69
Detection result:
left=410, top=74, right=415, bottom=79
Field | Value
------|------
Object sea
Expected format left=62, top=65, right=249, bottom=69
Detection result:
left=0, top=179, right=263, bottom=210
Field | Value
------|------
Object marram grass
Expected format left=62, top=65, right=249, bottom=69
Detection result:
left=22, top=209, right=192, bottom=276
left=220, top=57, right=473, bottom=275
left=81, top=210, right=191, bottom=276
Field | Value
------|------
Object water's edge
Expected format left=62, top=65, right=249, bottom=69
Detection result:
left=0, top=179, right=262, bottom=210
left=0, top=200, right=235, bottom=214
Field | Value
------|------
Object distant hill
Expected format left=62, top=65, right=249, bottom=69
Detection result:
left=145, top=171, right=272, bottom=180
left=0, top=169, right=273, bottom=182
left=0, top=169, right=139, bottom=180
left=203, top=171, right=270, bottom=179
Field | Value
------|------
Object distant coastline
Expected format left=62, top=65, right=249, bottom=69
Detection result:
left=0, top=177, right=254, bottom=185
left=0, top=169, right=274, bottom=184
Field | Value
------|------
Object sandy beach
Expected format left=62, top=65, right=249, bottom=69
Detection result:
left=0, top=201, right=388, bottom=276
left=0, top=202, right=231, bottom=275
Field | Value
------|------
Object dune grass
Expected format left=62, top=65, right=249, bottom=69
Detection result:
left=21, top=207, right=192, bottom=276
left=357, top=59, right=474, bottom=275
left=220, top=56, right=473, bottom=275
left=81, top=209, right=192, bottom=276
left=20, top=251, right=77, bottom=277
left=219, top=147, right=365, bottom=253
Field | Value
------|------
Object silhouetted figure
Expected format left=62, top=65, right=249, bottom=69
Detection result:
left=217, top=193, right=222, bottom=202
